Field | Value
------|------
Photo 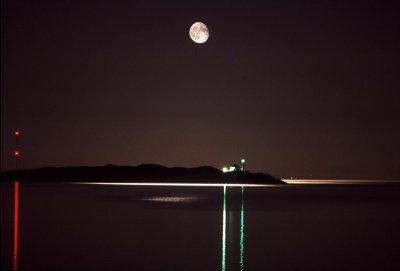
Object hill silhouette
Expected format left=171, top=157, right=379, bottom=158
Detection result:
left=0, top=164, right=286, bottom=184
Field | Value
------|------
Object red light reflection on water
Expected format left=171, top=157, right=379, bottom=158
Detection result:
left=13, top=181, right=19, bottom=271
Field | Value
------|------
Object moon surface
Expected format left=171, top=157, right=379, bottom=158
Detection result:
left=189, top=22, right=209, bottom=44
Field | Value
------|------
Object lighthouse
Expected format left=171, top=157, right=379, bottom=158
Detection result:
left=222, top=158, right=246, bottom=173
left=240, top=158, right=245, bottom=172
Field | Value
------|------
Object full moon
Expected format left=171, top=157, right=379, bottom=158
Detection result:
left=189, top=22, right=209, bottom=44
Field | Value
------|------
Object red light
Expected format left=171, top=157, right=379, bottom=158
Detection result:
left=14, top=131, right=20, bottom=136
left=14, top=151, right=20, bottom=157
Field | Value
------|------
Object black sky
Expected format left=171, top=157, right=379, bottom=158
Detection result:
left=1, top=0, right=399, bottom=179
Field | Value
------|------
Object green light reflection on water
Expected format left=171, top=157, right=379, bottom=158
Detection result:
left=240, top=186, right=245, bottom=271
left=221, top=185, right=227, bottom=271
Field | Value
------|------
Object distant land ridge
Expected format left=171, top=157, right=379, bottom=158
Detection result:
left=1, top=164, right=286, bottom=184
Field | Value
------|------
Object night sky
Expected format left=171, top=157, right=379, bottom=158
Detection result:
left=1, top=0, right=399, bottom=179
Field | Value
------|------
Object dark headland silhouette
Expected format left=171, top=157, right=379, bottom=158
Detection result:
left=1, top=164, right=286, bottom=184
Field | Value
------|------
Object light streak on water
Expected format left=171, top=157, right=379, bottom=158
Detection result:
left=221, top=186, right=226, bottom=271
left=240, top=186, right=245, bottom=271
left=78, top=182, right=273, bottom=187
left=283, top=179, right=400, bottom=185
left=13, top=181, right=19, bottom=271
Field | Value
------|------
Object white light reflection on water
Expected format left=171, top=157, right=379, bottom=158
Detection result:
left=240, top=186, right=245, bottom=271
left=138, top=196, right=204, bottom=203
left=221, top=186, right=245, bottom=271
left=221, top=186, right=226, bottom=271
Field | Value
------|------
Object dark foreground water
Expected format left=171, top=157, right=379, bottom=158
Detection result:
left=1, top=181, right=400, bottom=270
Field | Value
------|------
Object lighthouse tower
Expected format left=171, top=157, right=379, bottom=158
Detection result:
left=240, top=158, right=245, bottom=171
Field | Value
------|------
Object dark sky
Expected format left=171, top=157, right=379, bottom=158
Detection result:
left=1, top=0, right=399, bottom=179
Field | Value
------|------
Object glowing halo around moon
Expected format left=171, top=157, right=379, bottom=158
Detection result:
left=189, top=22, right=209, bottom=44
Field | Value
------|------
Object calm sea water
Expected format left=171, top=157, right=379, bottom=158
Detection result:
left=1, top=181, right=400, bottom=270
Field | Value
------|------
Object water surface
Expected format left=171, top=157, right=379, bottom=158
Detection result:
left=1, top=181, right=400, bottom=270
